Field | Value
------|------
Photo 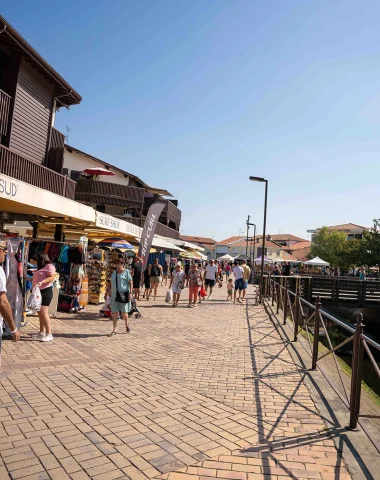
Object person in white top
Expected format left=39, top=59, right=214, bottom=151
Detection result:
left=0, top=242, right=20, bottom=343
left=232, top=261, right=244, bottom=304
left=205, top=259, right=218, bottom=299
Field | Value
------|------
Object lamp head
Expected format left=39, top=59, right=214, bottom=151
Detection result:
left=249, top=176, right=266, bottom=182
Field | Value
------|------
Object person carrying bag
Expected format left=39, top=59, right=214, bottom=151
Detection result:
left=107, top=259, right=132, bottom=336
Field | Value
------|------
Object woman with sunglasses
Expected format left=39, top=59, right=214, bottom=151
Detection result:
left=107, top=258, right=132, bottom=336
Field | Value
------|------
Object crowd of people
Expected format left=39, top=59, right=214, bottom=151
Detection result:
left=126, top=257, right=253, bottom=309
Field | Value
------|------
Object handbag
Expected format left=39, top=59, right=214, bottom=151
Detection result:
left=115, top=273, right=130, bottom=304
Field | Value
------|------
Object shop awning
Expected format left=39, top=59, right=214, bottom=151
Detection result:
left=0, top=173, right=95, bottom=222
left=135, top=236, right=186, bottom=252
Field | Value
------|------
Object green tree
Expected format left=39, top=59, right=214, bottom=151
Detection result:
left=356, top=219, right=380, bottom=266
left=309, top=227, right=358, bottom=269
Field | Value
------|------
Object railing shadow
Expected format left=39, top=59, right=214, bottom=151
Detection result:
left=243, top=299, right=374, bottom=479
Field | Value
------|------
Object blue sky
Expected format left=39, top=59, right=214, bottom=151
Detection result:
left=3, top=1, right=380, bottom=241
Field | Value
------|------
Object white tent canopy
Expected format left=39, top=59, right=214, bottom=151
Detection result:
left=304, top=256, right=330, bottom=266
left=218, top=254, right=235, bottom=261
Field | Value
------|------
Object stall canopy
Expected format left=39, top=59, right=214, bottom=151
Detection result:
left=97, top=238, right=133, bottom=249
left=254, top=255, right=272, bottom=265
left=234, top=254, right=250, bottom=261
left=218, top=254, right=235, bottom=261
left=304, top=256, right=330, bottom=266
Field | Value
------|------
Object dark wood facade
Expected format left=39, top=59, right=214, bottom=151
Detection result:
left=143, top=198, right=181, bottom=232
left=0, top=16, right=81, bottom=200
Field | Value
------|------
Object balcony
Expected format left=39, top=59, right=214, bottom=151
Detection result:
left=155, top=222, right=180, bottom=240
left=144, top=198, right=181, bottom=224
left=0, top=144, right=76, bottom=199
left=0, top=89, right=11, bottom=138
left=75, top=179, right=145, bottom=209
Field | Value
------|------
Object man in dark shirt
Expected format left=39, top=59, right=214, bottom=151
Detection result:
left=131, top=257, right=142, bottom=300
left=282, top=262, right=291, bottom=276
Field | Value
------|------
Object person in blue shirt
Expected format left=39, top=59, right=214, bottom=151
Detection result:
left=107, top=258, right=133, bottom=336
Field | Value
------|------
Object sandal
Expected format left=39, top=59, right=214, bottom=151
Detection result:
left=109, top=331, right=117, bottom=337
left=126, top=326, right=131, bottom=333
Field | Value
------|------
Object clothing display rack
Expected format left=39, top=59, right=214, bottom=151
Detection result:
left=27, top=239, right=88, bottom=313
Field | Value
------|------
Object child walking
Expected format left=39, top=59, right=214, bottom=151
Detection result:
left=227, top=278, right=233, bottom=301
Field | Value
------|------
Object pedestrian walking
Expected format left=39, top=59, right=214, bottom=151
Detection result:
left=233, top=261, right=244, bottom=303
left=162, top=260, right=169, bottom=286
left=143, top=265, right=151, bottom=300
left=131, top=256, right=142, bottom=300
left=225, top=263, right=231, bottom=280
left=187, top=264, right=203, bottom=307
left=241, top=259, right=251, bottom=300
left=107, top=258, right=132, bottom=336
left=227, top=278, right=233, bottom=301
left=149, top=258, right=163, bottom=301
left=204, top=259, right=218, bottom=299
left=359, top=266, right=366, bottom=281
left=0, top=242, right=20, bottom=342
left=31, top=252, right=56, bottom=342
left=169, top=263, right=185, bottom=307
left=282, top=262, right=291, bottom=276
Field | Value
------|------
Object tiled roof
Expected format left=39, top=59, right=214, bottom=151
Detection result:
left=215, top=236, right=245, bottom=246
left=256, top=234, right=307, bottom=242
left=180, top=235, right=216, bottom=245
left=286, top=241, right=311, bottom=251
left=324, top=223, right=368, bottom=231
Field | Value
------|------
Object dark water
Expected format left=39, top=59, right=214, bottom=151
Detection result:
left=321, top=307, right=380, bottom=397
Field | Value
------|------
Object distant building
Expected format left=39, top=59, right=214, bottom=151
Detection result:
left=180, top=235, right=217, bottom=246
left=307, top=223, right=369, bottom=241
left=215, top=236, right=284, bottom=260
left=202, top=244, right=216, bottom=260
left=284, top=241, right=311, bottom=261
left=256, top=234, right=307, bottom=247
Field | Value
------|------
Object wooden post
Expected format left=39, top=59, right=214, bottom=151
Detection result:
left=349, top=314, right=364, bottom=430
left=283, top=280, right=288, bottom=325
left=311, top=296, right=321, bottom=370
left=294, top=279, right=300, bottom=342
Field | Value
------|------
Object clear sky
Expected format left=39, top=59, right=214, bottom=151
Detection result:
left=3, top=1, right=380, bottom=241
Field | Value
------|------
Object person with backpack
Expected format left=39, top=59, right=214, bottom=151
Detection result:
left=149, top=258, right=163, bottom=301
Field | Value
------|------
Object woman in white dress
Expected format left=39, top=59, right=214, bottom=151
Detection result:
left=169, top=263, right=185, bottom=307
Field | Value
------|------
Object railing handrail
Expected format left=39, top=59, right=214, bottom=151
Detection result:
left=0, top=88, right=11, bottom=99
left=271, top=277, right=378, bottom=346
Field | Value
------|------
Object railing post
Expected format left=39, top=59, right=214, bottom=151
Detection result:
left=276, top=282, right=280, bottom=314
left=283, top=279, right=288, bottom=325
left=294, top=279, right=300, bottom=342
left=349, top=314, right=364, bottom=430
left=311, top=296, right=321, bottom=370
left=271, top=279, right=275, bottom=306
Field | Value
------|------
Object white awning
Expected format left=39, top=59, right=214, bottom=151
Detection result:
left=135, top=237, right=186, bottom=252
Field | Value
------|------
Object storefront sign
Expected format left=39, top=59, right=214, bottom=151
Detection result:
left=0, top=176, right=18, bottom=197
left=95, top=211, right=142, bottom=236
left=0, top=174, right=95, bottom=222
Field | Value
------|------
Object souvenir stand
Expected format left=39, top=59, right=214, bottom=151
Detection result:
left=27, top=239, right=88, bottom=313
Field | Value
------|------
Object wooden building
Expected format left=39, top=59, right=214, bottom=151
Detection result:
left=0, top=16, right=80, bottom=202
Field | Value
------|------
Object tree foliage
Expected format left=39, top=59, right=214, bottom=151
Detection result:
left=309, top=221, right=380, bottom=269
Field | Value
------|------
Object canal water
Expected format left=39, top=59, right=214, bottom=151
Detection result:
left=322, top=306, right=380, bottom=396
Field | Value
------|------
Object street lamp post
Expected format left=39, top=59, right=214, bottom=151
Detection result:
left=249, top=176, right=268, bottom=302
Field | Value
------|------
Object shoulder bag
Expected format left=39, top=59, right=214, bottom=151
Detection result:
left=115, top=272, right=130, bottom=303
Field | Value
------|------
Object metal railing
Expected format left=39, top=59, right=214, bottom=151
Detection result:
left=264, top=276, right=380, bottom=431
left=0, top=89, right=11, bottom=137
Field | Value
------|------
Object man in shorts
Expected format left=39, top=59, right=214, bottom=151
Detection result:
left=241, top=260, right=251, bottom=300
left=233, top=261, right=244, bottom=303
left=204, top=259, right=218, bottom=299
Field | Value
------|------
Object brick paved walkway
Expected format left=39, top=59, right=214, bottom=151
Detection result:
left=0, top=285, right=352, bottom=479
